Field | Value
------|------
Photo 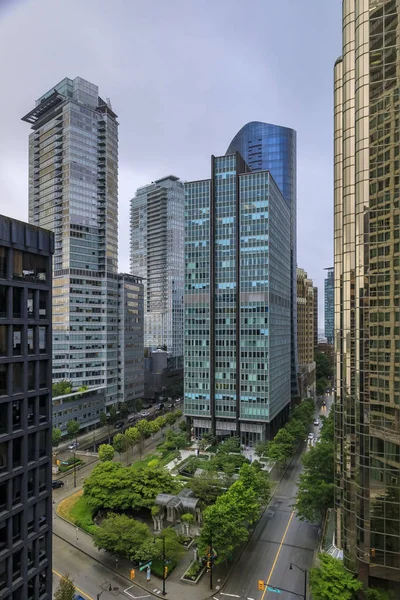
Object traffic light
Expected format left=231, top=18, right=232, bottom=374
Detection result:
left=371, top=548, right=376, bottom=558
left=206, top=561, right=211, bottom=572
left=164, top=566, right=168, bottom=579
left=130, top=569, right=135, bottom=580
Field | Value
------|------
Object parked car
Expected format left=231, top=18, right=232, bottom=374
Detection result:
left=139, top=411, right=150, bottom=418
left=314, top=419, right=319, bottom=426
left=127, top=414, right=137, bottom=423
left=167, top=403, right=173, bottom=409
left=175, top=398, right=181, bottom=404
left=157, top=403, right=165, bottom=411
left=308, top=432, right=314, bottom=440
left=74, top=596, right=85, bottom=600
left=52, top=480, right=64, bottom=490
left=68, top=441, right=79, bottom=450
left=115, top=421, right=124, bottom=430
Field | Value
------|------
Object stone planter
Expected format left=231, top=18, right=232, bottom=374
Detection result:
left=180, top=560, right=205, bottom=585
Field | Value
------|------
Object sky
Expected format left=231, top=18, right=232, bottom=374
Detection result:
left=0, top=0, right=341, bottom=327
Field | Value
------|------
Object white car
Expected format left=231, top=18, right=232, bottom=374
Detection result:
left=68, top=441, right=79, bottom=450
left=314, top=419, right=319, bottom=426
left=308, top=432, right=314, bottom=440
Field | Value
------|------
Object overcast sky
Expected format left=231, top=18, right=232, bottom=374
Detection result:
left=0, top=0, right=341, bottom=326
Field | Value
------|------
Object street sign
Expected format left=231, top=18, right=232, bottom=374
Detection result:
left=130, top=569, right=135, bottom=580
left=139, top=561, right=152, bottom=571
left=258, top=580, right=265, bottom=590
left=267, top=586, right=282, bottom=594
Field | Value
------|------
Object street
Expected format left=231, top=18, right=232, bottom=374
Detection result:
left=213, top=394, right=332, bottom=600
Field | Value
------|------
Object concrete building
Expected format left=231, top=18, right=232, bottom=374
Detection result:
left=52, top=386, right=105, bottom=433
left=0, top=215, right=53, bottom=599
left=22, top=77, right=119, bottom=406
left=313, top=286, right=318, bottom=350
left=184, top=152, right=291, bottom=445
left=226, top=122, right=298, bottom=400
left=324, top=267, right=334, bottom=345
left=117, top=274, right=144, bottom=406
left=296, top=268, right=316, bottom=399
left=334, top=0, right=400, bottom=590
left=130, top=176, right=184, bottom=362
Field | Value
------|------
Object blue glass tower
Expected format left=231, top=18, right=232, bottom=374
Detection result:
left=226, top=122, right=298, bottom=398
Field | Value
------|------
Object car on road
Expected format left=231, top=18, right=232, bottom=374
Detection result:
left=52, top=480, right=64, bottom=490
left=68, top=441, right=79, bottom=450
left=314, top=419, right=319, bottom=426
left=175, top=398, right=181, bottom=404
left=167, top=403, right=173, bottom=409
left=157, top=403, right=165, bottom=410
left=321, top=400, right=326, bottom=407
left=73, top=595, right=85, bottom=600
left=115, top=421, right=124, bottom=429
left=308, top=432, right=314, bottom=440
left=139, top=411, right=150, bottom=418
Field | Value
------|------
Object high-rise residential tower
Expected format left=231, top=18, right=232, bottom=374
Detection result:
left=0, top=215, right=53, bottom=599
left=22, top=77, right=119, bottom=406
left=324, top=267, right=334, bottom=345
left=296, top=268, right=316, bottom=399
left=334, top=0, right=400, bottom=590
left=226, top=122, right=298, bottom=399
left=130, top=176, right=184, bottom=363
left=313, top=286, right=318, bottom=349
left=185, top=152, right=291, bottom=444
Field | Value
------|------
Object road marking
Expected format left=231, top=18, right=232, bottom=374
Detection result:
left=221, top=594, right=241, bottom=598
left=124, top=584, right=150, bottom=599
left=53, top=569, right=93, bottom=600
left=261, top=510, right=295, bottom=599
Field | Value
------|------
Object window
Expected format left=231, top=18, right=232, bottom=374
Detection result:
left=27, top=290, right=35, bottom=319
left=12, top=401, right=21, bottom=431
left=39, top=291, right=47, bottom=319
left=39, top=362, right=47, bottom=389
left=28, top=362, right=35, bottom=391
left=12, top=437, right=22, bottom=469
left=0, top=248, right=6, bottom=279
left=12, top=326, right=22, bottom=356
left=0, top=365, right=7, bottom=395
left=39, top=327, right=46, bottom=354
left=0, top=286, right=6, bottom=318
left=12, top=251, right=23, bottom=280
left=28, top=327, right=34, bottom=355
left=12, top=363, right=23, bottom=394
left=0, top=326, right=7, bottom=356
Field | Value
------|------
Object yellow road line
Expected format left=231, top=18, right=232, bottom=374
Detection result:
left=261, top=510, right=295, bottom=600
left=53, top=569, right=94, bottom=600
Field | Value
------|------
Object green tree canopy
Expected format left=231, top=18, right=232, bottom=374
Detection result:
left=219, top=436, right=241, bottom=454
left=93, top=513, right=150, bottom=560
left=66, top=419, right=80, bottom=440
left=52, top=428, right=62, bottom=448
left=317, top=378, right=328, bottom=397
left=83, top=462, right=178, bottom=512
left=365, top=588, right=393, bottom=600
left=315, top=351, right=333, bottom=380
left=119, top=402, right=129, bottom=419
left=99, top=411, right=107, bottom=427
left=135, top=398, right=143, bottom=413
left=187, top=472, right=226, bottom=506
left=53, top=574, right=76, bottom=600
left=113, top=433, right=128, bottom=460
left=309, top=553, right=362, bottom=600
left=52, top=380, right=73, bottom=398
left=98, top=444, right=115, bottom=462
left=109, top=405, right=118, bottom=424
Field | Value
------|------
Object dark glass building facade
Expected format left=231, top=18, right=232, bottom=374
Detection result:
left=324, top=267, right=334, bottom=345
left=0, top=216, right=54, bottom=599
left=226, top=122, right=298, bottom=399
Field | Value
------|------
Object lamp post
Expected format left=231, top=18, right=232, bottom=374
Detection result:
left=289, top=562, right=307, bottom=600
left=161, top=534, right=166, bottom=596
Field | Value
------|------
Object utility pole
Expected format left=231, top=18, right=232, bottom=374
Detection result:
left=162, top=534, right=167, bottom=596
left=73, top=434, right=77, bottom=488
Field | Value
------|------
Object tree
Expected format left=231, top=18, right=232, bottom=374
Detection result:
left=187, top=472, right=226, bottom=506
left=238, top=463, right=271, bottom=506
left=109, top=405, right=118, bottom=425
left=98, top=444, right=115, bottom=462
left=53, top=574, right=76, bottom=600
left=66, top=419, right=80, bottom=440
left=315, top=351, right=333, bottom=380
left=126, top=426, right=143, bottom=458
left=93, top=513, right=150, bottom=560
left=159, top=527, right=185, bottom=562
left=295, top=414, right=334, bottom=523
left=99, top=411, right=108, bottom=427
left=164, top=430, right=187, bottom=450
left=198, top=438, right=209, bottom=452
left=83, top=462, right=178, bottom=512
left=119, top=402, right=129, bottom=419
left=77, top=385, right=88, bottom=393
left=181, top=512, right=194, bottom=535
left=154, top=415, right=166, bottom=430
left=285, top=418, right=307, bottom=444
left=179, top=420, right=187, bottom=433
left=317, top=378, right=328, bottom=397
left=52, top=379, right=73, bottom=398
left=220, top=436, right=241, bottom=454
left=113, top=433, right=128, bottom=461
left=309, top=553, right=362, bottom=600
left=52, top=428, right=62, bottom=448
left=365, top=588, right=393, bottom=600
left=255, top=441, right=269, bottom=458
left=165, top=412, right=178, bottom=429
left=135, top=398, right=143, bottom=413
left=267, top=428, right=295, bottom=468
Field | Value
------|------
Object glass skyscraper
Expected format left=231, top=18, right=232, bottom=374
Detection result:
left=324, top=267, right=334, bottom=345
left=334, top=1, right=400, bottom=591
left=130, top=176, right=184, bottom=361
left=22, top=77, right=119, bottom=406
left=226, top=122, right=298, bottom=399
left=184, top=153, right=291, bottom=444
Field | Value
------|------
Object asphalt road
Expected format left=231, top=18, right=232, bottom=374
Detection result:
left=214, top=394, right=333, bottom=600
left=52, top=535, right=153, bottom=600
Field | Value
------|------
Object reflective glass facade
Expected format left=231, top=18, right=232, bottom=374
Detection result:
left=226, top=122, right=298, bottom=398
left=0, top=216, right=53, bottom=599
left=334, top=0, right=400, bottom=590
left=297, top=268, right=316, bottom=398
left=324, top=268, right=334, bottom=344
left=130, top=176, right=184, bottom=360
left=184, top=153, right=291, bottom=444
left=23, top=77, right=119, bottom=405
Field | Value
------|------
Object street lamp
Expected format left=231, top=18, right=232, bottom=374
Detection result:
left=289, top=562, right=307, bottom=600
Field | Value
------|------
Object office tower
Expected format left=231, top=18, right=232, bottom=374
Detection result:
left=313, top=286, right=318, bottom=349
left=324, top=267, right=334, bottom=345
left=130, top=176, right=184, bottom=362
left=0, top=216, right=53, bottom=599
left=118, top=274, right=144, bottom=406
left=185, top=152, right=291, bottom=443
left=334, top=0, right=400, bottom=590
left=296, top=268, right=316, bottom=399
left=22, top=77, right=119, bottom=406
left=226, top=122, right=298, bottom=399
